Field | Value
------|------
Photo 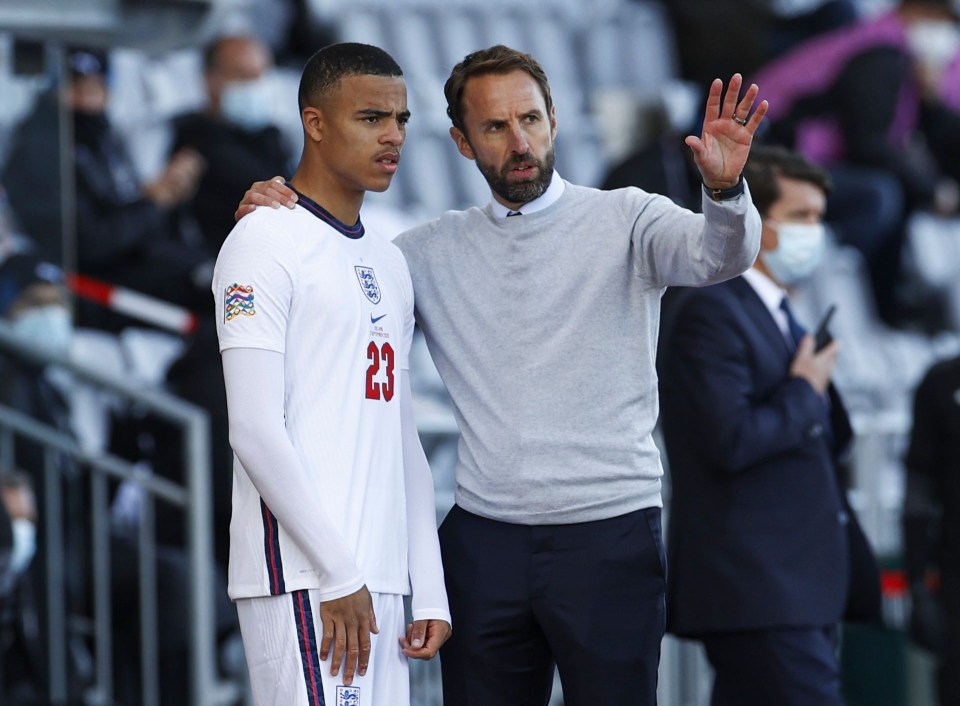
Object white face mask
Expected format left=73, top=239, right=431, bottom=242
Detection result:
left=220, top=76, right=278, bottom=132
left=10, top=305, right=73, bottom=358
left=761, top=222, right=826, bottom=285
left=8, top=518, right=36, bottom=577
left=907, top=20, right=960, bottom=73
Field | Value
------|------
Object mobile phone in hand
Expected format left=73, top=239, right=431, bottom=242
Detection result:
left=813, top=305, right=837, bottom=352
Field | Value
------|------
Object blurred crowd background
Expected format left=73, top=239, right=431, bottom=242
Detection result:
left=0, top=0, right=959, bottom=704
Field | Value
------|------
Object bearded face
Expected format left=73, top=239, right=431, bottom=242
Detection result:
left=475, top=145, right=556, bottom=206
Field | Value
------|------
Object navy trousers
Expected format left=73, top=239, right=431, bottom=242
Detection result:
left=437, top=504, right=666, bottom=706
left=702, top=626, right=844, bottom=706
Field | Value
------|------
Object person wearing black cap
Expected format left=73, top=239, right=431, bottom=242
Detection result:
left=0, top=251, right=78, bottom=702
left=0, top=252, right=72, bottom=359
left=0, top=250, right=240, bottom=706
left=1, top=47, right=213, bottom=327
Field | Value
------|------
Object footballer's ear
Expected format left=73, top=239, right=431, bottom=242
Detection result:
left=449, top=126, right=475, bottom=161
left=302, top=106, right=324, bottom=143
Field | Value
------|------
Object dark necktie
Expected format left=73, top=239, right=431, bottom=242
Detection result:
left=782, top=296, right=835, bottom=447
left=780, top=297, right=834, bottom=449
left=779, top=296, right=806, bottom=349
left=506, top=210, right=522, bottom=217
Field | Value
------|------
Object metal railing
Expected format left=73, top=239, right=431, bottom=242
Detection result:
left=0, top=325, right=237, bottom=706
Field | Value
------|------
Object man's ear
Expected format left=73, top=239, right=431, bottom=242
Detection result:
left=549, top=104, right=558, bottom=141
left=302, top=106, right=323, bottom=144
left=449, top=126, right=475, bottom=161
left=760, top=220, right=778, bottom=253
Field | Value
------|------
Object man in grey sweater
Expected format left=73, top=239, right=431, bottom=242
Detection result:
left=239, top=43, right=764, bottom=706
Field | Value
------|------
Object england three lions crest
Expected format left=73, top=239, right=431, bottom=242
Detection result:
left=336, top=686, right=360, bottom=706
left=354, top=266, right=381, bottom=304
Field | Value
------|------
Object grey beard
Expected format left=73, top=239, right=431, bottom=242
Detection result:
left=477, top=147, right=556, bottom=206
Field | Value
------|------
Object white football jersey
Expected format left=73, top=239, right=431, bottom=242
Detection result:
left=214, top=192, right=414, bottom=600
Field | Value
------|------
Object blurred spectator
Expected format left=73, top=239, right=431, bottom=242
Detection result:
left=0, top=188, right=34, bottom=264
left=768, top=0, right=861, bottom=59
left=600, top=93, right=703, bottom=211
left=903, top=354, right=960, bottom=705
left=243, top=0, right=338, bottom=69
left=659, top=146, right=880, bottom=705
left=0, top=473, right=37, bottom=600
left=0, top=47, right=213, bottom=327
left=0, top=251, right=236, bottom=705
left=0, top=471, right=38, bottom=704
left=751, top=0, right=960, bottom=327
left=666, top=0, right=858, bottom=95
left=171, top=35, right=294, bottom=256
left=0, top=252, right=86, bottom=701
left=108, top=318, right=235, bottom=573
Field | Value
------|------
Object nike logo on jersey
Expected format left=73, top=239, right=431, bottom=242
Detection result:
left=371, top=313, right=387, bottom=324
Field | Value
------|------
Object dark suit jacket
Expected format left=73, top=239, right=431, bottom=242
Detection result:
left=171, top=112, right=292, bottom=256
left=658, top=276, right=874, bottom=636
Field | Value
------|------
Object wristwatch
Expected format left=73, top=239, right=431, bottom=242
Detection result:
left=704, top=176, right=744, bottom=201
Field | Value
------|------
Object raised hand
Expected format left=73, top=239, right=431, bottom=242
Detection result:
left=685, top=74, right=768, bottom=190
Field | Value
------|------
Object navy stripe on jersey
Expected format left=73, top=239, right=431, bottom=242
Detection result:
left=293, top=590, right=326, bottom=706
left=287, top=183, right=364, bottom=239
left=260, top=500, right=286, bottom=595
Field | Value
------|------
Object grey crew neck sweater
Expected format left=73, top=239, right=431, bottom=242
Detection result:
left=395, top=180, right=760, bottom=524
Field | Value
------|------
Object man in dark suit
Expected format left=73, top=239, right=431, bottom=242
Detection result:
left=171, top=35, right=293, bottom=256
left=658, top=145, right=878, bottom=705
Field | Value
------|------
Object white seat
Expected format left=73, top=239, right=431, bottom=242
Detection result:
left=401, top=130, right=461, bottom=213
left=335, top=8, right=388, bottom=48
left=581, top=1, right=678, bottom=97
left=434, top=8, right=486, bottom=75
left=906, top=211, right=960, bottom=289
left=387, top=10, right=445, bottom=86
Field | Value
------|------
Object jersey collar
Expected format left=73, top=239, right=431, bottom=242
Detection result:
left=288, top=183, right=365, bottom=239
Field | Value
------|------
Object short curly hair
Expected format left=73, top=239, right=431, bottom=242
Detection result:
left=298, top=42, right=403, bottom=112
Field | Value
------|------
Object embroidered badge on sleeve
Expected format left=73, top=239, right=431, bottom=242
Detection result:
left=224, top=284, right=256, bottom=321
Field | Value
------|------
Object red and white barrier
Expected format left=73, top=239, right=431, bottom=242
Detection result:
left=67, top=273, right=199, bottom=335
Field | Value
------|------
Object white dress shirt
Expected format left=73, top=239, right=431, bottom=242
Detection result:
left=742, top=266, right=794, bottom=348
left=488, top=170, right=566, bottom=218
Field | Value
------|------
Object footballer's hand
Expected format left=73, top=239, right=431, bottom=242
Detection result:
left=235, top=176, right=298, bottom=221
left=319, top=585, right=378, bottom=686
left=399, top=619, right=452, bottom=660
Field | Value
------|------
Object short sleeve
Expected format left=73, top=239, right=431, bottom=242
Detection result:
left=213, top=214, right=299, bottom=354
